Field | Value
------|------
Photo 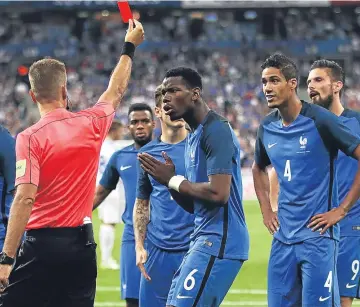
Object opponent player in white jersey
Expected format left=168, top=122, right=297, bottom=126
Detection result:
left=97, top=120, right=124, bottom=269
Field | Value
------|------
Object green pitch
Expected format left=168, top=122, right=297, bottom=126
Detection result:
left=94, top=200, right=272, bottom=306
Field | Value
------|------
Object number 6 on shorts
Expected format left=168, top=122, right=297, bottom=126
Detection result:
left=184, top=269, right=198, bottom=291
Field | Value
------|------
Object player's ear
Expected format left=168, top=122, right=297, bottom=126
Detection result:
left=333, top=81, right=343, bottom=95
left=154, top=106, right=162, bottom=119
left=29, top=90, right=37, bottom=104
left=289, top=78, right=297, bottom=90
left=192, top=88, right=201, bottom=101
left=61, top=85, right=67, bottom=101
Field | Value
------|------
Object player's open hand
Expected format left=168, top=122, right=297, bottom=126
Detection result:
left=138, top=152, right=175, bottom=186
left=135, top=245, right=151, bottom=281
left=0, top=264, right=12, bottom=292
left=308, top=207, right=346, bottom=235
left=125, top=19, right=145, bottom=47
left=263, top=209, right=279, bottom=235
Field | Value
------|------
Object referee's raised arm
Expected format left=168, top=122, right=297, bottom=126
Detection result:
left=99, top=19, right=145, bottom=110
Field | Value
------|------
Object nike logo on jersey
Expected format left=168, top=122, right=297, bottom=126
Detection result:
left=176, top=295, right=193, bottom=299
left=346, top=283, right=357, bottom=289
left=268, top=143, right=277, bottom=149
left=319, top=296, right=330, bottom=302
left=120, top=165, right=132, bottom=171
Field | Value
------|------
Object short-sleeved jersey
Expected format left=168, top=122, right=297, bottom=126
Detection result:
left=185, top=111, right=249, bottom=261
left=0, top=125, right=15, bottom=230
left=100, top=144, right=138, bottom=242
left=15, top=101, right=115, bottom=230
left=255, top=101, right=360, bottom=244
left=338, top=109, right=360, bottom=237
left=136, top=137, right=194, bottom=251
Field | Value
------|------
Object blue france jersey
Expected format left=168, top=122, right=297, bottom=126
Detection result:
left=255, top=101, right=360, bottom=244
left=338, top=109, right=360, bottom=237
left=0, top=125, right=15, bottom=233
left=185, top=111, right=249, bottom=260
left=100, top=144, right=138, bottom=242
left=136, top=138, right=194, bottom=251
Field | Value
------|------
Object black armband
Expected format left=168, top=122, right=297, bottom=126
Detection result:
left=121, top=42, right=135, bottom=60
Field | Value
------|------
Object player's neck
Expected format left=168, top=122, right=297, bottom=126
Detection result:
left=278, top=97, right=302, bottom=127
left=184, top=101, right=210, bottom=131
left=329, top=98, right=344, bottom=117
left=160, top=126, right=187, bottom=144
left=37, top=100, right=65, bottom=117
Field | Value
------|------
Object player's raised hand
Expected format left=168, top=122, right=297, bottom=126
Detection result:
left=262, top=209, right=279, bottom=235
left=135, top=245, right=151, bottom=281
left=308, top=207, right=346, bottom=235
left=125, top=19, right=145, bottom=47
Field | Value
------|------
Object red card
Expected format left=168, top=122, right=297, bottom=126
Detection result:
left=117, top=1, right=133, bottom=23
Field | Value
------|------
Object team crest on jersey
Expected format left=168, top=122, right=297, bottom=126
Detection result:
left=299, top=135, right=308, bottom=149
left=16, top=159, right=26, bottom=179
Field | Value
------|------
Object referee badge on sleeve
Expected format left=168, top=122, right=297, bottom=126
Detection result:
left=16, top=159, right=27, bottom=179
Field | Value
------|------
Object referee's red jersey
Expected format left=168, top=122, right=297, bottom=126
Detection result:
left=15, top=101, right=115, bottom=229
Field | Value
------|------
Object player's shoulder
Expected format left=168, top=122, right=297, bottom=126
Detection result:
left=300, top=100, right=336, bottom=121
left=111, top=143, right=136, bottom=157
left=139, top=138, right=161, bottom=153
left=0, top=125, right=12, bottom=138
left=202, top=110, right=231, bottom=134
left=260, top=109, right=281, bottom=127
left=341, top=108, right=360, bottom=123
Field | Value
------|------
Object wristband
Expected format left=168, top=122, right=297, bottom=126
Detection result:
left=168, top=175, right=186, bottom=192
left=121, top=42, right=135, bottom=60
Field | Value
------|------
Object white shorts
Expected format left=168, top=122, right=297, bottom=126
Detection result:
left=98, top=183, right=125, bottom=224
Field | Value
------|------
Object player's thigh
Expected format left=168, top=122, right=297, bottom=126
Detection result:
left=121, top=241, right=141, bottom=300
left=140, top=243, right=186, bottom=307
left=166, top=250, right=242, bottom=307
left=98, top=201, right=121, bottom=224
left=337, top=236, right=360, bottom=299
left=300, top=237, right=340, bottom=307
left=267, top=238, right=301, bottom=307
left=0, top=238, right=52, bottom=307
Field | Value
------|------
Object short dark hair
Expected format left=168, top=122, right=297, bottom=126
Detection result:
left=109, top=119, right=123, bottom=132
left=261, top=53, right=298, bottom=82
left=154, top=85, right=163, bottom=107
left=164, top=67, right=202, bottom=90
left=128, top=103, right=154, bottom=119
left=310, top=59, right=345, bottom=96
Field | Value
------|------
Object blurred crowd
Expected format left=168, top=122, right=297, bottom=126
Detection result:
left=1, top=6, right=360, bottom=166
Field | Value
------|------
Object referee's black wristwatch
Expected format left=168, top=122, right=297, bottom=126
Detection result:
left=0, top=252, right=14, bottom=265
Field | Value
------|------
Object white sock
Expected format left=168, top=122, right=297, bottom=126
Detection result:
left=99, top=224, right=115, bottom=263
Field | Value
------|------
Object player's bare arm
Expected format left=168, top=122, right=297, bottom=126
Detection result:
left=98, top=19, right=144, bottom=110
left=309, top=145, right=360, bottom=234
left=252, top=162, right=279, bottom=235
left=268, top=166, right=279, bottom=212
left=138, top=152, right=230, bottom=205
left=133, top=198, right=151, bottom=281
left=93, top=184, right=112, bottom=211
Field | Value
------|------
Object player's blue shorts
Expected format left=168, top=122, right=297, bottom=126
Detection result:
left=337, top=236, right=360, bottom=298
left=120, top=241, right=141, bottom=300
left=140, top=240, right=187, bottom=307
left=166, top=249, right=243, bottom=307
left=268, top=237, right=340, bottom=307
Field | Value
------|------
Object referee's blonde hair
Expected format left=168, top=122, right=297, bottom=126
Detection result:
left=29, top=58, right=67, bottom=102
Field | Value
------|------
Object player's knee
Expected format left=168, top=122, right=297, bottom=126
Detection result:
left=341, top=296, right=354, bottom=307
left=126, top=298, right=139, bottom=307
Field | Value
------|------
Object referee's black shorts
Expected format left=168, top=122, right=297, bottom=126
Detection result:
left=0, top=225, right=97, bottom=307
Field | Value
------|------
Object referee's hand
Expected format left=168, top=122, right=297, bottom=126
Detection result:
left=0, top=264, right=12, bottom=292
left=135, top=245, right=151, bottom=281
left=125, top=19, right=144, bottom=47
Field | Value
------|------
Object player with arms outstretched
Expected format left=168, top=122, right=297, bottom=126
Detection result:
left=138, top=67, right=249, bottom=307
left=93, top=103, right=154, bottom=307
left=134, top=85, right=194, bottom=307
left=252, top=54, right=360, bottom=307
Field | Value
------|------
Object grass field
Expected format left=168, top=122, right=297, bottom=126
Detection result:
left=93, top=200, right=360, bottom=306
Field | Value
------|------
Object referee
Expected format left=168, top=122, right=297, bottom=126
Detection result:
left=0, top=19, right=144, bottom=307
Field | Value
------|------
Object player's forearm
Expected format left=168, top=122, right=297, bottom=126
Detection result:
left=178, top=181, right=228, bottom=206
left=133, top=198, right=150, bottom=248
left=169, top=190, right=194, bottom=214
left=92, top=186, right=111, bottom=211
left=252, top=163, right=273, bottom=216
left=2, top=194, right=34, bottom=258
left=340, top=160, right=360, bottom=214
